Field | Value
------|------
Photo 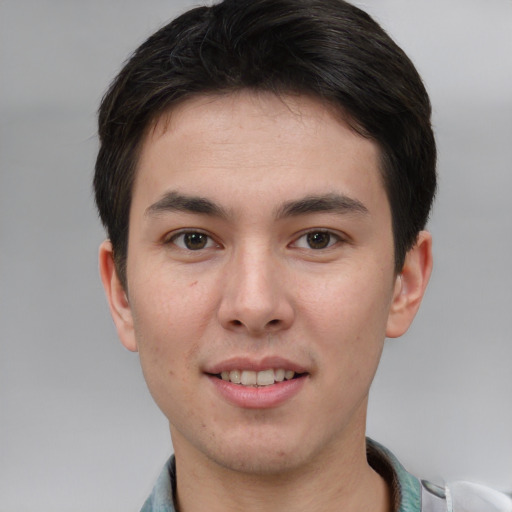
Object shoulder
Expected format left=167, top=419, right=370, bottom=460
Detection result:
left=446, top=481, right=512, bottom=512
left=366, top=438, right=511, bottom=512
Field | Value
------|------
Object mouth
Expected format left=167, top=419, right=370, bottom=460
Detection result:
left=211, top=368, right=307, bottom=387
left=204, top=357, right=310, bottom=407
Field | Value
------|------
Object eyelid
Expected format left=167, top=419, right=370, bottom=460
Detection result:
left=290, top=229, right=346, bottom=250
left=163, top=228, right=347, bottom=250
left=165, top=229, right=220, bottom=250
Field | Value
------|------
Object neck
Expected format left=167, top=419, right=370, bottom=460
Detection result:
left=171, top=426, right=392, bottom=512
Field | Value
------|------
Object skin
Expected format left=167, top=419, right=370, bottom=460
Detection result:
left=100, top=91, right=432, bottom=512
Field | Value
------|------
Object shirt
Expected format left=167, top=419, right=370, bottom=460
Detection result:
left=140, top=438, right=512, bottom=512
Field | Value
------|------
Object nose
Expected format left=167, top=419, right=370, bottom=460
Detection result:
left=217, top=244, right=295, bottom=336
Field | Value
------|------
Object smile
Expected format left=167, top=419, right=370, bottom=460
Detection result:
left=218, top=369, right=300, bottom=387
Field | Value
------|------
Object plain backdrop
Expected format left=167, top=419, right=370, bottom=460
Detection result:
left=1, top=1, right=511, bottom=510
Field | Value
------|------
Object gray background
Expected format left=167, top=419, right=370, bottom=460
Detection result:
left=1, top=0, right=511, bottom=510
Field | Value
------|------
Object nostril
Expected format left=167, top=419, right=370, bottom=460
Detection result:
left=231, top=320, right=243, bottom=326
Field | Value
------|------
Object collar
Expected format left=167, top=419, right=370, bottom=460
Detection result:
left=141, top=438, right=424, bottom=512
left=367, top=437, right=422, bottom=512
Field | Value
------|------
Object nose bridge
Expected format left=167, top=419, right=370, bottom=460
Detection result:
left=218, top=238, right=293, bottom=334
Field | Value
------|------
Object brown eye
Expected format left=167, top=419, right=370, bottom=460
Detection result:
left=184, top=233, right=208, bottom=250
left=306, top=232, right=332, bottom=249
left=171, top=232, right=214, bottom=250
left=292, top=230, right=341, bottom=250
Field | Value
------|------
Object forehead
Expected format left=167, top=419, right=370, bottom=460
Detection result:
left=133, top=91, right=387, bottom=216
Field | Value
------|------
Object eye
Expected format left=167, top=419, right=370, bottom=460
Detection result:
left=293, top=230, right=340, bottom=250
left=169, top=231, right=216, bottom=251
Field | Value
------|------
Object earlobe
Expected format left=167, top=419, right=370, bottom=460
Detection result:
left=386, top=231, right=433, bottom=338
left=98, top=240, right=138, bottom=352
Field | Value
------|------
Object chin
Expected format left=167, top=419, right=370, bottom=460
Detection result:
left=208, top=444, right=310, bottom=476
left=188, top=423, right=326, bottom=477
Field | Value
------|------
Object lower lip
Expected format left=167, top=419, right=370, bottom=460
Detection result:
left=207, top=375, right=307, bottom=409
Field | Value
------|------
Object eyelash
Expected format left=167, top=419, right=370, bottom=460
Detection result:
left=165, top=229, right=344, bottom=251
left=292, top=230, right=343, bottom=250
left=166, top=230, right=219, bottom=251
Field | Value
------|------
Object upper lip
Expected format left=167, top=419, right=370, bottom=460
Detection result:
left=204, top=356, right=309, bottom=375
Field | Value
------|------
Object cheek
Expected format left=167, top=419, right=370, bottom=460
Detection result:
left=132, top=295, right=202, bottom=425
left=131, top=265, right=217, bottom=335
left=302, top=265, right=394, bottom=335
left=128, top=273, right=215, bottom=396
left=302, top=265, right=393, bottom=381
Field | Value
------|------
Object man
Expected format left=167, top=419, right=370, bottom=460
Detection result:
left=94, top=1, right=512, bottom=511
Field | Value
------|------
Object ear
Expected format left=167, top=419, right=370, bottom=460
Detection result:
left=98, top=240, right=138, bottom=352
left=386, top=231, right=433, bottom=338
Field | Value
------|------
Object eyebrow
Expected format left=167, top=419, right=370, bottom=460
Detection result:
left=275, top=193, right=368, bottom=219
left=145, top=191, right=368, bottom=220
left=145, top=191, right=229, bottom=218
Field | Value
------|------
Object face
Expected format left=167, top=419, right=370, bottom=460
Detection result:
left=101, top=91, right=431, bottom=476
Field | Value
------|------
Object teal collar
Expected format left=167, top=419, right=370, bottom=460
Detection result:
left=142, top=438, right=427, bottom=512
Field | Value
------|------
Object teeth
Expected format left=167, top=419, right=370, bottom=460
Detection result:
left=219, top=369, right=298, bottom=387
left=229, top=370, right=241, bottom=384
left=256, top=369, right=275, bottom=386
left=274, top=369, right=285, bottom=382
left=241, top=370, right=257, bottom=386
